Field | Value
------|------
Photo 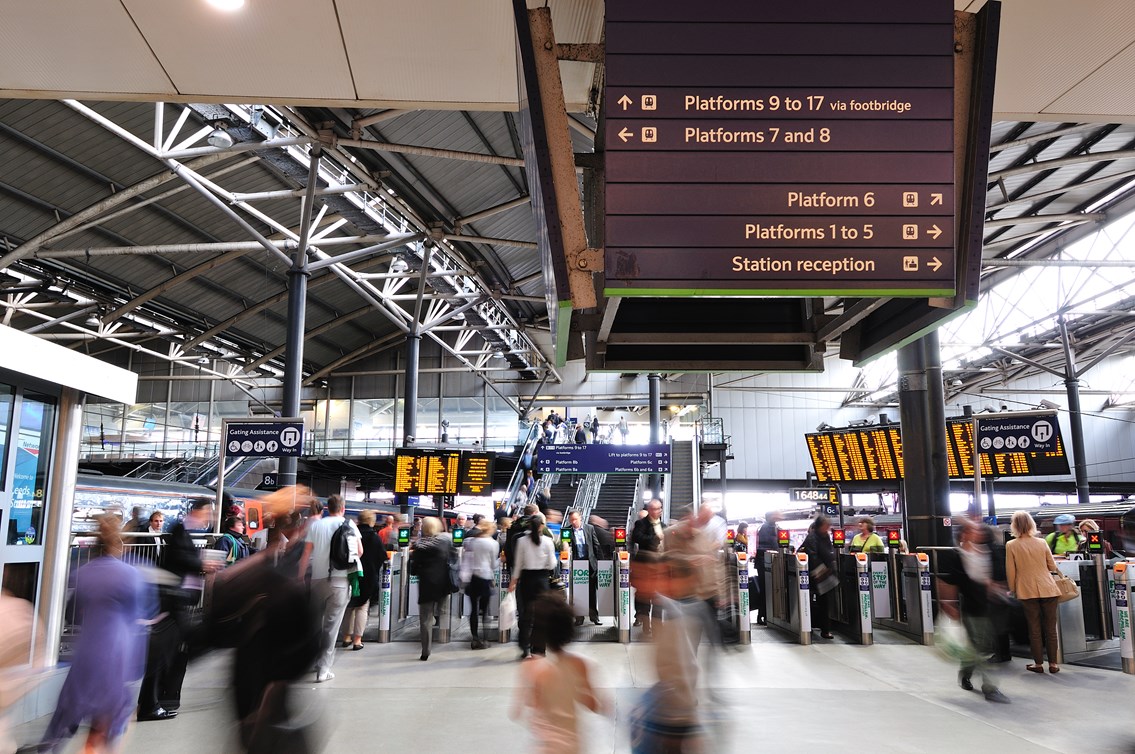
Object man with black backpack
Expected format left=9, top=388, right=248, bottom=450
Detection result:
left=302, top=495, right=359, bottom=683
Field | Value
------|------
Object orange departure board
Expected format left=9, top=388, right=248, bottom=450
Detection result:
left=395, top=448, right=495, bottom=496
left=425, top=453, right=459, bottom=494
left=806, top=419, right=1068, bottom=482
left=458, top=452, right=495, bottom=496
left=394, top=449, right=427, bottom=494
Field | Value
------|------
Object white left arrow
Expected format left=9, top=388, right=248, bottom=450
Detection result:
left=927, top=224, right=943, bottom=240
left=928, top=257, right=943, bottom=272
left=618, top=127, right=634, bottom=142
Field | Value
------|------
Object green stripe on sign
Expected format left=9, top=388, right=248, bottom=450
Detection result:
left=604, top=288, right=957, bottom=298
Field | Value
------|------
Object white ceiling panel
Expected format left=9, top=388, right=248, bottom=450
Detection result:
left=338, top=0, right=518, bottom=107
left=1046, top=41, right=1135, bottom=120
left=0, top=0, right=174, bottom=96
left=120, top=0, right=357, bottom=101
left=987, top=0, right=1135, bottom=121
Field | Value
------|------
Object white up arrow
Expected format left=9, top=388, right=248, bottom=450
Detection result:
left=928, top=257, right=943, bottom=272
left=617, top=95, right=632, bottom=110
left=927, top=224, right=943, bottom=240
left=618, top=127, right=634, bottom=142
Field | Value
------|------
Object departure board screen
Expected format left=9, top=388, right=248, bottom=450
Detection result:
left=806, top=419, right=1069, bottom=482
left=458, top=452, right=495, bottom=496
left=394, top=449, right=427, bottom=494
left=395, top=448, right=496, bottom=496
left=806, top=427, right=901, bottom=483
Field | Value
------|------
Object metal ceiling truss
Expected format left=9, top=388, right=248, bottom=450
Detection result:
left=0, top=100, right=558, bottom=393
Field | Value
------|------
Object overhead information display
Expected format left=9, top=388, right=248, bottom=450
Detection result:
left=395, top=449, right=497, bottom=496
left=806, top=420, right=1069, bottom=483
left=458, top=452, right=496, bottom=496
left=604, top=0, right=955, bottom=297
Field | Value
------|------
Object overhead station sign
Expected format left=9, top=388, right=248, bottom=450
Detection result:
left=537, top=444, right=671, bottom=475
left=604, top=0, right=955, bottom=297
left=223, top=420, right=304, bottom=458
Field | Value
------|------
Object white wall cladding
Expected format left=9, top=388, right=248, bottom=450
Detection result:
left=711, top=351, right=1135, bottom=485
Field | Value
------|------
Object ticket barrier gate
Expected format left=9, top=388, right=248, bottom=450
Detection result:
left=1048, top=556, right=1119, bottom=665
left=564, top=550, right=619, bottom=640
left=764, top=550, right=812, bottom=645
left=385, top=546, right=501, bottom=644
left=1114, top=561, right=1134, bottom=674
left=735, top=552, right=751, bottom=645
left=871, top=552, right=934, bottom=645
left=829, top=553, right=873, bottom=645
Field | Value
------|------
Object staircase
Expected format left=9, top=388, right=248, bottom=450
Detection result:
left=669, top=440, right=697, bottom=512
left=591, top=475, right=640, bottom=527
left=542, top=478, right=578, bottom=512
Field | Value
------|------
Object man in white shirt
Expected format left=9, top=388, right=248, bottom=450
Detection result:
left=303, top=495, right=357, bottom=682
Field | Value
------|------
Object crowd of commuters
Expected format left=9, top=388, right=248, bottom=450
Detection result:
left=1, top=480, right=1125, bottom=752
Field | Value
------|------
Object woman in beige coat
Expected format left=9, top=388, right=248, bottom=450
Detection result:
left=1005, top=510, right=1062, bottom=673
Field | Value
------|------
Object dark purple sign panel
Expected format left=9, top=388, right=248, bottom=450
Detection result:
left=603, top=0, right=956, bottom=297
left=536, top=444, right=671, bottom=475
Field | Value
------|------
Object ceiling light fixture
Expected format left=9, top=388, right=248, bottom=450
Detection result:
left=205, top=0, right=245, bottom=11
left=207, top=128, right=234, bottom=149
left=197, top=355, right=210, bottom=365
left=84, top=313, right=101, bottom=328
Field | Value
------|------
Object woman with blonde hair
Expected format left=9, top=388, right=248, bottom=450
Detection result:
left=462, top=520, right=500, bottom=649
left=1006, top=510, right=1062, bottom=674
left=408, top=516, right=453, bottom=661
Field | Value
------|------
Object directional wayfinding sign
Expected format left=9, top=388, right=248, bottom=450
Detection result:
left=223, top=419, right=304, bottom=457
left=976, top=412, right=1061, bottom=454
left=536, top=444, right=671, bottom=475
left=604, top=0, right=955, bottom=297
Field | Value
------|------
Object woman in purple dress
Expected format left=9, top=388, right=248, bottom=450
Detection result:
left=35, top=515, right=149, bottom=753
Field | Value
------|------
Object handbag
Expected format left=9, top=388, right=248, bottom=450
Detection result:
left=499, top=592, right=517, bottom=631
left=1053, top=573, right=1079, bottom=604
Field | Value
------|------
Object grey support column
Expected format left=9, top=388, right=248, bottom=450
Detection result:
left=279, top=146, right=321, bottom=488
left=897, top=335, right=950, bottom=550
left=39, top=388, right=83, bottom=666
left=648, top=373, right=661, bottom=498
left=1059, top=317, right=1091, bottom=506
left=402, top=334, right=421, bottom=446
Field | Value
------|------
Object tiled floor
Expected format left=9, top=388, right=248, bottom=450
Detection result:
left=9, top=626, right=1135, bottom=753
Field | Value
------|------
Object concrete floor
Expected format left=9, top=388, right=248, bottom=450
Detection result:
left=10, top=626, right=1135, bottom=753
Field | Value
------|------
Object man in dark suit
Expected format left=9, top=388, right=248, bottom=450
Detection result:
left=631, top=498, right=667, bottom=637
left=564, top=510, right=603, bottom=626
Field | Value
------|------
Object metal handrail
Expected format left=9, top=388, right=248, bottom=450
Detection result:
left=574, top=474, right=606, bottom=519
left=504, top=421, right=542, bottom=514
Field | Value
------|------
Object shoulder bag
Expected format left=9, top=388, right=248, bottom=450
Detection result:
left=1053, top=572, right=1079, bottom=604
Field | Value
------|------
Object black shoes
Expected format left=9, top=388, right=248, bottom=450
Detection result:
left=820, top=631, right=834, bottom=640
left=958, top=671, right=974, bottom=691
left=590, top=618, right=602, bottom=626
left=419, top=652, right=429, bottom=661
left=574, top=617, right=584, bottom=626
left=984, top=689, right=1011, bottom=704
left=139, top=707, right=178, bottom=721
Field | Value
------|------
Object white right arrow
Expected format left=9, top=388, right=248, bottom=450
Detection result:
left=928, top=257, right=943, bottom=272
left=927, top=224, right=943, bottom=240
left=617, top=95, right=632, bottom=110
left=618, top=127, right=633, bottom=143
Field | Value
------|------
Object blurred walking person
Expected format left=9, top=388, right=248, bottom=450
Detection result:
left=511, top=594, right=605, bottom=753
left=799, top=515, right=837, bottom=640
left=32, top=515, right=149, bottom=753
left=937, top=520, right=1011, bottom=703
left=631, top=499, right=667, bottom=638
left=342, top=510, right=387, bottom=650
left=409, top=517, right=453, bottom=661
left=1006, top=510, right=1062, bottom=674
left=510, top=513, right=558, bottom=659
left=1, top=591, right=36, bottom=754
left=753, top=511, right=782, bottom=626
left=302, top=494, right=360, bottom=682
left=462, top=521, right=500, bottom=649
